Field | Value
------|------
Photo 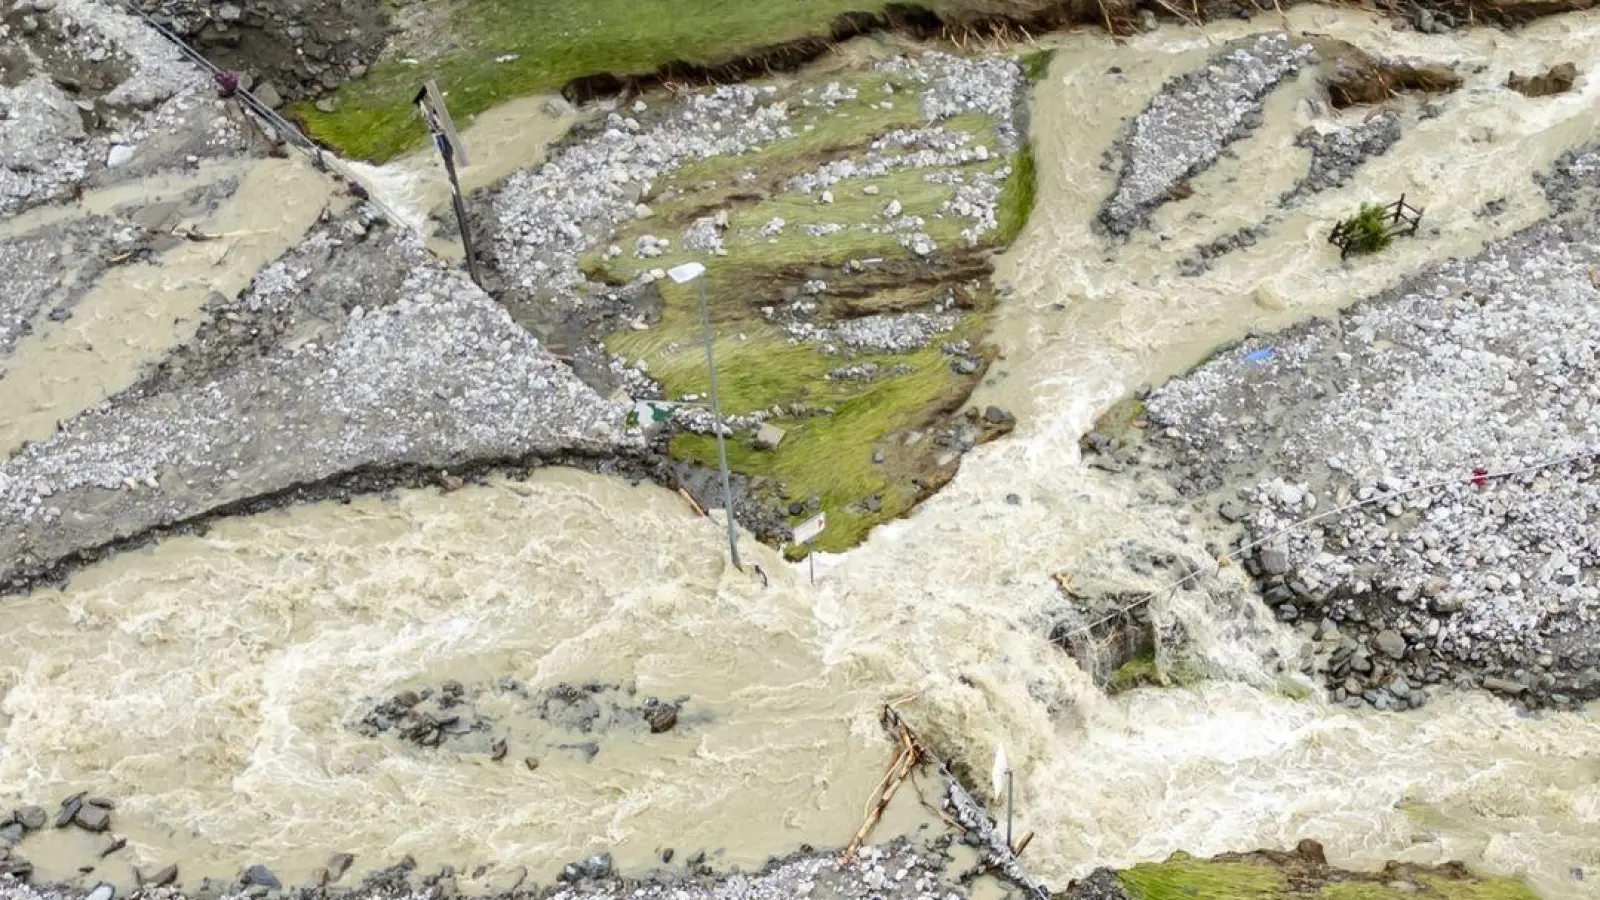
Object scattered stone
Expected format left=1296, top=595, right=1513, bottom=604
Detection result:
left=73, top=804, right=111, bottom=833
left=14, top=807, right=45, bottom=830
left=85, top=884, right=114, bottom=900
left=753, top=423, right=786, bottom=450
left=563, top=853, right=615, bottom=882
left=1375, top=629, right=1406, bottom=660
left=0, top=824, right=22, bottom=845
left=55, top=796, right=82, bottom=828
left=1482, top=676, right=1527, bottom=696
left=148, top=865, right=179, bottom=887
left=327, top=853, right=354, bottom=882
left=646, top=705, right=678, bottom=734
left=243, top=864, right=282, bottom=889
left=254, top=83, right=282, bottom=110
left=1258, top=542, right=1290, bottom=576
left=1507, top=62, right=1579, bottom=97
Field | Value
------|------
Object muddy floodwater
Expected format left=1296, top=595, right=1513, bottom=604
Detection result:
left=4, top=7, right=1600, bottom=900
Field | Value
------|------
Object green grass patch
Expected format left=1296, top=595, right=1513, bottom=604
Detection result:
left=1118, top=854, right=1541, bottom=900
left=995, top=142, right=1036, bottom=244
left=296, top=0, right=1000, bottom=162
left=1108, top=652, right=1164, bottom=693
left=1121, top=856, right=1288, bottom=900
left=669, top=331, right=978, bottom=553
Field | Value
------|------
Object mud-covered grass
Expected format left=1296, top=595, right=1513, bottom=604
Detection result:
left=1105, top=650, right=1217, bottom=693
left=587, top=64, right=1022, bottom=551
left=1112, top=851, right=1541, bottom=900
left=1020, top=48, right=1056, bottom=84
left=996, top=142, right=1037, bottom=243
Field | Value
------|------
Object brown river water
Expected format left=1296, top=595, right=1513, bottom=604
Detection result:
left=3, top=7, right=1600, bottom=898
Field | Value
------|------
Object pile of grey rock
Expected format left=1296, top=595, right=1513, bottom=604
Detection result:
left=1, top=0, right=241, bottom=216
left=1282, top=112, right=1404, bottom=205
left=128, top=0, right=389, bottom=106
left=487, top=85, right=794, bottom=302
left=786, top=312, right=962, bottom=354
left=1098, top=32, right=1312, bottom=235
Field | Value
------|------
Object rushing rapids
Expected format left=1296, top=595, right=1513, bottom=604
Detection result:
left=3, top=4, right=1600, bottom=900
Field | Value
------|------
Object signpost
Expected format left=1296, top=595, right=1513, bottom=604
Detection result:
left=414, top=80, right=483, bottom=288
left=793, top=511, right=827, bottom=584
left=667, top=261, right=741, bottom=571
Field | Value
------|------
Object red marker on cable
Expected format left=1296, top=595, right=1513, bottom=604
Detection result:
left=1472, top=467, right=1488, bottom=489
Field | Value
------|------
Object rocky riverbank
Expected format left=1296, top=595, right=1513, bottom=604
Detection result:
left=1098, top=140, right=1600, bottom=711
left=0, top=202, right=642, bottom=594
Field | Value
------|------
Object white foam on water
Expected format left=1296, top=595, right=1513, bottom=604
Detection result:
left=5, top=8, right=1600, bottom=900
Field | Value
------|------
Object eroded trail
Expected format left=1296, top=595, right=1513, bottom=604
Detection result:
left=3, top=8, right=1600, bottom=900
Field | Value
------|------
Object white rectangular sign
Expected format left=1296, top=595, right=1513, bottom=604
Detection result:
left=792, top=512, right=827, bottom=545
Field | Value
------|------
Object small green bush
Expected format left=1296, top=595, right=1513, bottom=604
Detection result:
left=1340, top=202, right=1394, bottom=255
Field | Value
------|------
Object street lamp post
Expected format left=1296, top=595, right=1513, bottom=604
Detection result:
left=667, top=262, right=741, bottom=570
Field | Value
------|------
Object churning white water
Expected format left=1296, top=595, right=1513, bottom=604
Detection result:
left=3, top=6, right=1600, bottom=900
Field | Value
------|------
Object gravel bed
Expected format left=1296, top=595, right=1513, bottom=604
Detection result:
left=1, top=0, right=248, bottom=217
left=0, top=217, right=122, bottom=359
left=1096, top=32, right=1311, bottom=236
left=1, top=177, right=243, bottom=367
left=0, top=211, right=634, bottom=592
left=1280, top=111, right=1403, bottom=206
left=786, top=312, right=963, bottom=354
left=1130, top=144, right=1600, bottom=711
left=0, top=839, right=965, bottom=900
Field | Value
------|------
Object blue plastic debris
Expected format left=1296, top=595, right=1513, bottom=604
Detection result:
left=1244, top=347, right=1276, bottom=363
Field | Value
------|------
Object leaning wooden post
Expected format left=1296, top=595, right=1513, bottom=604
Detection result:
left=415, top=80, right=484, bottom=289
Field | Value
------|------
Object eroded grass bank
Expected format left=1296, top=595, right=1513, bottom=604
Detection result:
left=575, top=58, right=1034, bottom=553
left=1078, top=847, right=1542, bottom=900
left=298, top=0, right=1049, bottom=162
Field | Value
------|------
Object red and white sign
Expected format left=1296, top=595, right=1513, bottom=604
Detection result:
left=792, top=512, right=827, bottom=545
